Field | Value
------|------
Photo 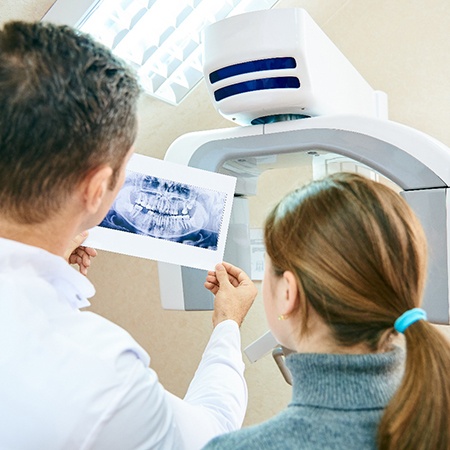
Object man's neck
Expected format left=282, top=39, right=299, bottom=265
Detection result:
left=0, top=216, right=81, bottom=257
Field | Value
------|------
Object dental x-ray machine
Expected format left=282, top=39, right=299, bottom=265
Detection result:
left=158, top=8, right=450, bottom=364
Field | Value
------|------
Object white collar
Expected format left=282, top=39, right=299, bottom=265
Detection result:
left=0, top=237, right=95, bottom=309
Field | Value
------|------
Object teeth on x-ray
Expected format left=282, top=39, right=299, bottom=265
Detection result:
left=127, top=176, right=204, bottom=237
left=99, top=171, right=226, bottom=250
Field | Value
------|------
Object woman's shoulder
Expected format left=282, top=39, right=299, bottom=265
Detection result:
left=202, top=409, right=306, bottom=450
left=203, top=423, right=279, bottom=449
left=202, top=398, right=380, bottom=450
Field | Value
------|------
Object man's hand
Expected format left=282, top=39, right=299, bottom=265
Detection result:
left=205, top=262, right=257, bottom=328
left=64, top=231, right=98, bottom=276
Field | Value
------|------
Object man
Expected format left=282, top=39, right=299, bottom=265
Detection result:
left=0, top=21, right=256, bottom=449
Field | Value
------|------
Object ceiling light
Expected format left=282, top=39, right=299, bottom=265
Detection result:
left=43, top=0, right=279, bottom=105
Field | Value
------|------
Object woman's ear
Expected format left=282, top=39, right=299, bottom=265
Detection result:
left=81, top=165, right=113, bottom=214
left=280, top=270, right=301, bottom=316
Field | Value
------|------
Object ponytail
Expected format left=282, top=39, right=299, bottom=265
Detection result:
left=378, top=321, right=450, bottom=449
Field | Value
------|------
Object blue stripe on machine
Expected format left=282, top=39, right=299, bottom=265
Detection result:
left=209, top=57, right=296, bottom=84
left=213, top=77, right=300, bottom=102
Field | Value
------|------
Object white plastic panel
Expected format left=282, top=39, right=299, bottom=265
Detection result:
left=159, top=116, right=450, bottom=326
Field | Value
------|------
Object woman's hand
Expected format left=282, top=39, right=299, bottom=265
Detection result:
left=64, top=231, right=98, bottom=276
left=205, top=262, right=258, bottom=328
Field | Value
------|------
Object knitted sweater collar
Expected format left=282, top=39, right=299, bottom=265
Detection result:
left=285, top=346, right=405, bottom=410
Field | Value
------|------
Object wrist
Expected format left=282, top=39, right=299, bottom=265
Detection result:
left=213, top=313, right=242, bottom=328
left=213, top=318, right=241, bottom=331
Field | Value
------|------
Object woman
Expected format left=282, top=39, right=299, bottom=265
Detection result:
left=203, top=172, right=450, bottom=450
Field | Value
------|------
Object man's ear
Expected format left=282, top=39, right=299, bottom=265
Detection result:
left=280, top=270, right=301, bottom=316
left=81, top=165, right=113, bottom=214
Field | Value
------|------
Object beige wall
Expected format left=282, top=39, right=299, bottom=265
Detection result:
left=2, top=0, right=450, bottom=426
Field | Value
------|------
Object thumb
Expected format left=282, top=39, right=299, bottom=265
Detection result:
left=72, top=230, right=89, bottom=247
left=214, top=263, right=230, bottom=285
left=65, top=231, right=89, bottom=260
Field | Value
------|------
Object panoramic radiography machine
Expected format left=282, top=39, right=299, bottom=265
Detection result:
left=158, top=8, right=450, bottom=362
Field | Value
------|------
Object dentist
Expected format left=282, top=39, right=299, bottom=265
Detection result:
left=0, top=21, right=256, bottom=450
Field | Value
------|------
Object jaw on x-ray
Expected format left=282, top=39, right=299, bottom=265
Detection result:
left=100, top=171, right=226, bottom=250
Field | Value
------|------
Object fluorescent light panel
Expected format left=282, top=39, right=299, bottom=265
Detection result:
left=43, top=0, right=278, bottom=105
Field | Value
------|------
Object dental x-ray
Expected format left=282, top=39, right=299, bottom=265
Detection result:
left=85, top=154, right=236, bottom=270
left=100, top=172, right=225, bottom=250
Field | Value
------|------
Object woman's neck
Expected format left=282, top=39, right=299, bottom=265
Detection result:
left=290, top=311, right=394, bottom=355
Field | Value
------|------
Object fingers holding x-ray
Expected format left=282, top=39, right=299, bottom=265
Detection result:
left=100, top=171, right=227, bottom=250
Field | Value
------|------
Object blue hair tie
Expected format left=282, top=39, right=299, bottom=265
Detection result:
left=394, top=308, right=427, bottom=333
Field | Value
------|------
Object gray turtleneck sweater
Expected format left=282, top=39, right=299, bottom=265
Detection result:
left=203, top=346, right=405, bottom=450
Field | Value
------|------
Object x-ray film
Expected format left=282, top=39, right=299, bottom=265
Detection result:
left=85, top=153, right=236, bottom=270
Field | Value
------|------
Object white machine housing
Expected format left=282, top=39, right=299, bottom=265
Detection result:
left=158, top=115, right=450, bottom=327
left=158, top=9, right=450, bottom=365
left=203, top=8, right=387, bottom=125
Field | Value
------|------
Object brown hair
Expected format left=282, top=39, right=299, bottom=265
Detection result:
left=0, top=21, right=141, bottom=224
left=264, top=172, right=450, bottom=450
